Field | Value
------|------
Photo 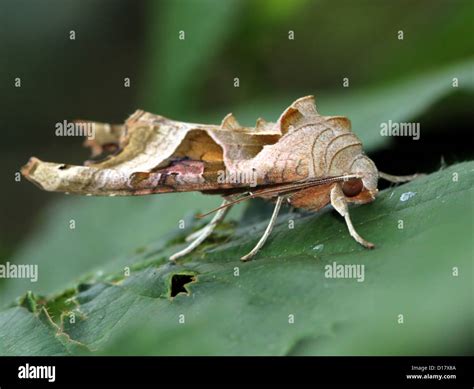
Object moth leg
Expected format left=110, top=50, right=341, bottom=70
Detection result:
left=169, top=199, right=232, bottom=261
left=379, top=171, right=424, bottom=183
left=330, top=184, right=374, bottom=249
left=241, top=196, right=284, bottom=262
left=185, top=226, right=207, bottom=242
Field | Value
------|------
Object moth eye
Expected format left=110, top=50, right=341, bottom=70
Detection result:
left=342, top=179, right=363, bottom=197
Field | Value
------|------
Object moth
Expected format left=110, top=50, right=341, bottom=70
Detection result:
left=21, top=96, right=420, bottom=261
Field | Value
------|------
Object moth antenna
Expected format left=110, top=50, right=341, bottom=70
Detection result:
left=197, top=174, right=361, bottom=218
left=197, top=194, right=251, bottom=218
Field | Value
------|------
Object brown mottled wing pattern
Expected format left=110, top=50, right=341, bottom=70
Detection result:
left=21, top=96, right=355, bottom=198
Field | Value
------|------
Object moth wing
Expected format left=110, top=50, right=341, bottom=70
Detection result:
left=83, top=96, right=326, bottom=175
left=22, top=97, right=353, bottom=196
left=324, top=116, right=352, bottom=131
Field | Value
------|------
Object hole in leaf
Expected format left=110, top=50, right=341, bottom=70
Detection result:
left=170, top=274, right=195, bottom=297
left=77, top=283, right=93, bottom=292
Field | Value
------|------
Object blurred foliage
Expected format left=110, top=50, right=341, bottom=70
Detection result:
left=229, top=59, right=473, bottom=152
left=142, top=0, right=243, bottom=116
left=0, top=0, right=473, bottom=355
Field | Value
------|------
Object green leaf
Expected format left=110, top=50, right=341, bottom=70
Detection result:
left=0, top=193, right=223, bottom=307
left=1, top=162, right=471, bottom=355
left=0, top=305, right=87, bottom=356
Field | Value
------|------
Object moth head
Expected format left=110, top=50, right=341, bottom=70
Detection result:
left=343, top=155, right=378, bottom=203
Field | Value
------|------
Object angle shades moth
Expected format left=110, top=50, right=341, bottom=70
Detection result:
left=21, top=96, right=421, bottom=261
